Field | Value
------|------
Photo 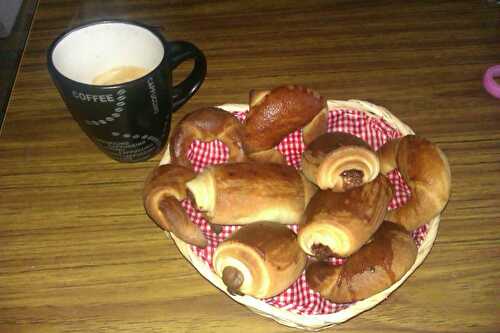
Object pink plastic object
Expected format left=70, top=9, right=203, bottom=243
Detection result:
left=483, top=65, right=500, bottom=99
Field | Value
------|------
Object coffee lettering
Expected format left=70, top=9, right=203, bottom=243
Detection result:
left=72, top=90, right=115, bottom=103
left=147, top=77, right=160, bottom=114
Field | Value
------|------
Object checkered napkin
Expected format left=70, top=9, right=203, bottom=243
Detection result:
left=182, top=107, right=429, bottom=315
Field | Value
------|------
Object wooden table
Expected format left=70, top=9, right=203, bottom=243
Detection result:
left=1, top=1, right=499, bottom=332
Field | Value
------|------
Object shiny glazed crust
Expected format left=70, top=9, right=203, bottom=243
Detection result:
left=213, top=222, right=307, bottom=298
left=297, top=174, right=393, bottom=258
left=302, top=132, right=380, bottom=191
left=243, top=85, right=327, bottom=153
left=306, top=221, right=417, bottom=303
left=186, top=162, right=317, bottom=225
left=143, top=165, right=207, bottom=248
left=169, top=107, right=246, bottom=170
left=378, top=135, right=451, bottom=230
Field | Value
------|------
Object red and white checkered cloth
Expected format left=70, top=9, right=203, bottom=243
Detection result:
left=182, top=107, right=429, bottom=315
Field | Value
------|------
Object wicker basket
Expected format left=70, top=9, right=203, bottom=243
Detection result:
left=158, top=100, right=439, bottom=331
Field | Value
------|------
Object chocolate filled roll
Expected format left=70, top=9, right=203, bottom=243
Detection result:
left=186, top=162, right=317, bottom=225
left=297, top=174, right=393, bottom=259
left=306, top=221, right=417, bottom=303
left=302, top=132, right=380, bottom=191
left=213, top=221, right=307, bottom=298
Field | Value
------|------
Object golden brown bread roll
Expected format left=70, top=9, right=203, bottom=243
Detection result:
left=243, top=85, right=327, bottom=154
left=297, top=174, right=393, bottom=259
left=213, top=221, right=307, bottom=298
left=143, top=165, right=207, bottom=248
left=306, top=221, right=417, bottom=303
left=170, top=107, right=246, bottom=170
left=302, top=132, right=380, bottom=191
left=378, top=135, right=451, bottom=231
left=186, top=162, right=317, bottom=225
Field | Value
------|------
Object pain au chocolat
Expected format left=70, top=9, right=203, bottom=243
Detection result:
left=301, top=132, right=380, bottom=191
left=306, top=221, right=417, bottom=303
left=297, top=174, right=393, bottom=259
left=186, top=162, right=317, bottom=225
left=213, top=221, right=307, bottom=298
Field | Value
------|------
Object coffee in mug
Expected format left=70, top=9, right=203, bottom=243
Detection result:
left=92, top=66, right=150, bottom=85
left=47, top=19, right=207, bottom=162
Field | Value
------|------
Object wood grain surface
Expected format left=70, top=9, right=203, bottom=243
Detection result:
left=1, top=1, right=499, bottom=332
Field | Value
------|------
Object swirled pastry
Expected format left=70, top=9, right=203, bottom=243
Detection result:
left=213, top=221, right=307, bottom=298
left=297, top=174, right=393, bottom=259
left=302, top=132, right=380, bottom=191
left=306, top=221, right=417, bottom=303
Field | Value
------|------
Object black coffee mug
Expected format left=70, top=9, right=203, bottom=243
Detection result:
left=47, top=19, right=206, bottom=162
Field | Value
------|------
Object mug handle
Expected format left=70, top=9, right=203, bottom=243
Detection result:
left=165, top=41, right=207, bottom=111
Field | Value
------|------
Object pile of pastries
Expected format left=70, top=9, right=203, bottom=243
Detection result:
left=143, top=85, right=451, bottom=303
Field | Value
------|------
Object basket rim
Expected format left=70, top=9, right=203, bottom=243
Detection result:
left=158, top=100, right=439, bottom=331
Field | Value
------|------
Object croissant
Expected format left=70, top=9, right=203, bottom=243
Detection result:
left=186, top=162, right=317, bottom=225
left=302, top=132, right=380, bottom=191
left=213, top=221, right=307, bottom=298
left=169, top=107, right=246, bottom=170
left=297, top=174, right=393, bottom=259
left=378, top=135, right=451, bottom=231
left=143, top=165, right=207, bottom=248
left=306, top=221, right=417, bottom=303
left=243, top=85, right=327, bottom=154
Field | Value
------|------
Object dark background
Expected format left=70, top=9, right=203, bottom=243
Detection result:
left=0, top=0, right=37, bottom=128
